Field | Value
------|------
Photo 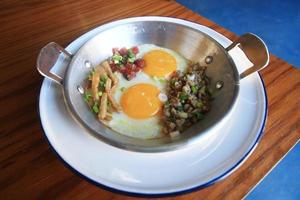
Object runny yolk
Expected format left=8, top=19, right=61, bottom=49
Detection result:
left=120, top=84, right=162, bottom=119
left=143, top=50, right=177, bottom=78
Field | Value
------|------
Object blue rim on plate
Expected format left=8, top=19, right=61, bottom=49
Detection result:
left=37, top=17, right=268, bottom=197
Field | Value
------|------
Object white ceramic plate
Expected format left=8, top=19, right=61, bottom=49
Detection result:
left=39, top=17, right=267, bottom=196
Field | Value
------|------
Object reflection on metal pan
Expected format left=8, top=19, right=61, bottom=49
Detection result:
left=37, top=17, right=269, bottom=152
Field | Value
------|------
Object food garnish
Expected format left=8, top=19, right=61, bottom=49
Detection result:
left=163, top=63, right=212, bottom=135
left=83, top=61, right=121, bottom=122
left=82, top=45, right=218, bottom=139
left=109, top=46, right=145, bottom=80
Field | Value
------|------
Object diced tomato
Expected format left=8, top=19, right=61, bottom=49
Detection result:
left=124, top=62, right=131, bottom=69
left=131, top=46, right=139, bottom=54
left=130, top=63, right=136, bottom=70
left=109, top=63, right=117, bottom=72
left=119, top=47, right=128, bottom=56
left=112, top=48, right=119, bottom=54
left=124, top=67, right=131, bottom=75
left=132, top=64, right=139, bottom=72
left=134, top=59, right=145, bottom=68
left=110, top=47, right=144, bottom=80
left=126, top=71, right=136, bottom=80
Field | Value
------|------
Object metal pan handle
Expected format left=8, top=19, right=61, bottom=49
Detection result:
left=226, top=33, right=269, bottom=79
left=37, top=42, right=72, bottom=85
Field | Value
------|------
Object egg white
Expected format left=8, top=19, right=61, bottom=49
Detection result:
left=107, top=44, right=188, bottom=139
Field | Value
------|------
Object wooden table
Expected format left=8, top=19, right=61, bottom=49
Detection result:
left=1, top=0, right=299, bottom=199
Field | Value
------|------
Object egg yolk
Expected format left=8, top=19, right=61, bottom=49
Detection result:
left=121, top=84, right=162, bottom=119
left=143, top=50, right=177, bottom=77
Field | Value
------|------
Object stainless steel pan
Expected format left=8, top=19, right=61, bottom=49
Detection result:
left=37, top=17, right=269, bottom=152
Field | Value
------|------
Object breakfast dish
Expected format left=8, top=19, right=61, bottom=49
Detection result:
left=38, top=16, right=267, bottom=196
left=36, top=16, right=268, bottom=152
left=82, top=44, right=217, bottom=139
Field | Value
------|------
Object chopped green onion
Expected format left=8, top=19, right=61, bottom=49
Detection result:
left=100, top=74, right=108, bottom=83
left=160, top=80, right=166, bottom=84
left=178, top=112, right=188, bottom=118
left=88, top=69, right=95, bottom=79
left=112, top=54, right=123, bottom=64
left=92, top=102, right=99, bottom=113
left=159, top=78, right=166, bottom=84
left=196, top=101, right=203, bottom=108
left=179, top=92, right=188, bottom=101
left=128, top=49, right=135, bottom=58
left=120, top=87, right=126, bottom=92
left=127, top=49, right=136, bottom=63
left=97, top=91, right=103, bottom=97
left=194, top=112, right=204, bottom=120
left=83, top=92, right=92, bottom=102
left=112, top=54, right=123, bottom=62
left=128, top=57, right=135, bottom=63
left=191, top=85, right=198, bottom=94
left=170, top=79, right=176, bottom=86
left=164, top=101, right=170, bottom=107
left=153, top=76, right=166, bottom=84
left=176, top=105, right=184, bottom=111
left=98, top=81, right=105, bottom=91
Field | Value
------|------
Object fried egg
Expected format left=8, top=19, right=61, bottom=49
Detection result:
left=108, top=44, right=188, bottom=139
left=139, top=44, right=188, bottom=78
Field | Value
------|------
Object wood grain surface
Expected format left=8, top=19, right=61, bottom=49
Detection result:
left=0, top=0, right=299, bottom=199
